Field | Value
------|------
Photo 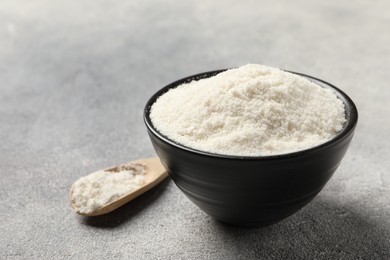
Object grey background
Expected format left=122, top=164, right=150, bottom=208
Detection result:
left=1, top=0, right=389, bottom=259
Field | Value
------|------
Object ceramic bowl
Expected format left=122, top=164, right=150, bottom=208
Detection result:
left=144, top=69, right=358, bottom=227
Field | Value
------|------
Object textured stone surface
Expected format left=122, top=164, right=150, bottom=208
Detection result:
left=1, top=0, right=389, bottom=259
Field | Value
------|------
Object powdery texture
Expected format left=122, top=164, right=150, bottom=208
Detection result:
left=150, top=64, right=346, bottom=156
left=71, top=164, right=145, bottom=214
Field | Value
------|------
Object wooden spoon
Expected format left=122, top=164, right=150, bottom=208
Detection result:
left=69, top=157, right=168, bottom=216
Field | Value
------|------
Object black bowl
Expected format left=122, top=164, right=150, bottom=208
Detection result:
left=144, top=69, right=358, bottom=227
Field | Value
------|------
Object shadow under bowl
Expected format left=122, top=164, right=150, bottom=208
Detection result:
left=144, top=69, right=358, bottom=227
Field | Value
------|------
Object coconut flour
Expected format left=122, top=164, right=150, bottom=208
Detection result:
left=71, top=163, right=145, bottom=214
left=150, top=64, right=346, bottom=156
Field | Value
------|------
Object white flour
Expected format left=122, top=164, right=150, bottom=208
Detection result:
left=71, top=163, right=145, bottom=214
left=150, top=64, right=346, bottom=156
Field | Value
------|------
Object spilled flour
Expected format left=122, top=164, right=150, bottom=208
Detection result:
left=150, top=64, right=346, bottom=156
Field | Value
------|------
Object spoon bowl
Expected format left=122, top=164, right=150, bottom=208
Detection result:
left=70, top=157, right=167, bottom=216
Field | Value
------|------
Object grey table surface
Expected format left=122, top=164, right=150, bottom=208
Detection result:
left=1, top=0, right=389, bottom=259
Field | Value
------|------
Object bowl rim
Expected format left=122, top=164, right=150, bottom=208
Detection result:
left=144, top=69, right=358, bottom=160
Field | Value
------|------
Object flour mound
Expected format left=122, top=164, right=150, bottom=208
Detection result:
left=71, top=164, right=145, bottom=214
left=150, top=64, right=346, bottom=156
